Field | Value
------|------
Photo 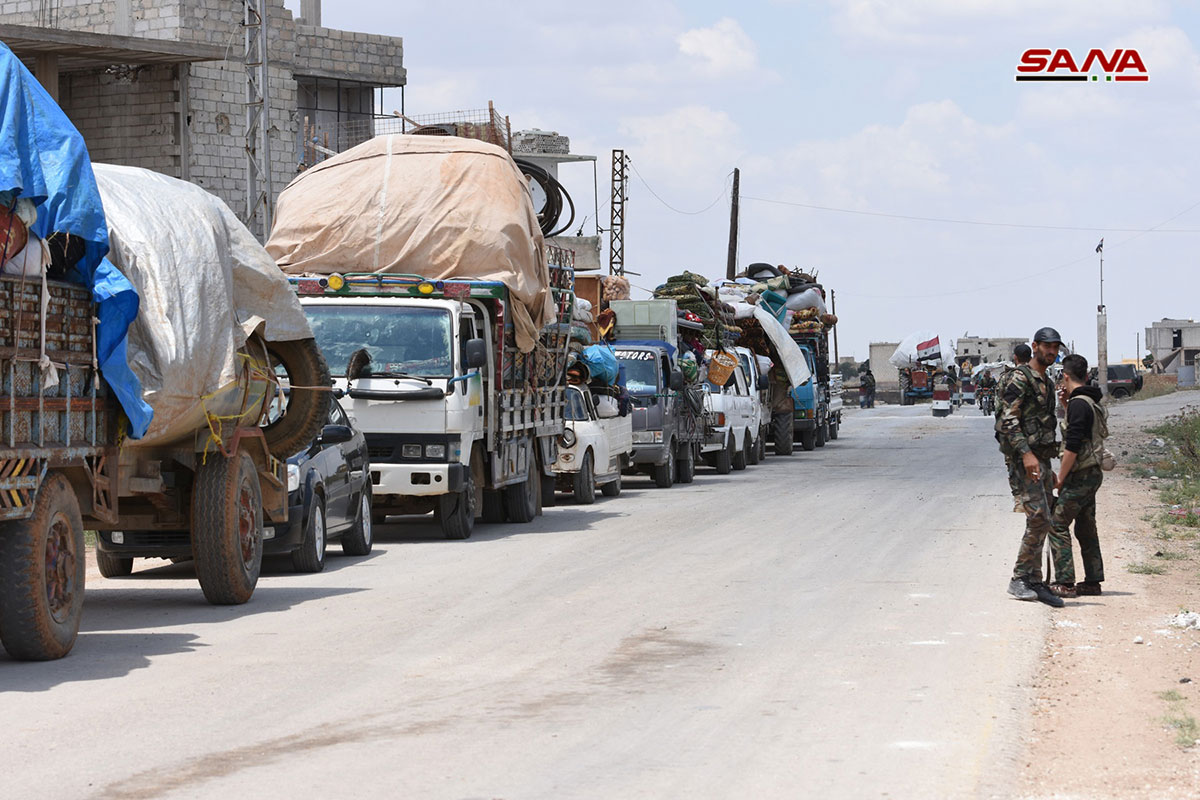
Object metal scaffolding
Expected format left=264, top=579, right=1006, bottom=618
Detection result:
left=608, top=149, right=628, bottom=275
left=243, top=0, right=273, bottom=238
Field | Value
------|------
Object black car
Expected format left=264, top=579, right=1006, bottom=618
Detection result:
left=1088, top=364, right=1144, bottom=399
left=268, top=398, right=374, bottom=572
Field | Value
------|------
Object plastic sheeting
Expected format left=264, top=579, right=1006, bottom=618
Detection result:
left=579, top=344, right=619, bottom=386
left=94, top=164, right=313, bottom=446
left=753, top=306, right=812, bottom=388
left=267, top=135, right=553, bottom=353
left=0, top=43, right=152, bottom=437
left=889, top=331, right=958, bottom=371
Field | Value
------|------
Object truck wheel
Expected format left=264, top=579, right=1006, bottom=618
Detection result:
left=291, top=495, right=327, bottom=572
left=816, top=423, right=827, bottom=448
left=772, top=412, right=793, bottom=456
left=747, top=433, right=760, bottom=465
left=342, top=489, right=373, bottom=556
left=540, top=464, right=557, bottom=509
left=800, top=429, right=817, bottom=451
left=573, top=451, right=597, bottom=505
left=601, top=474, right=622, bottom=498
left=437, top=468, right=476, bottom=539
left=0, top=474, right=85, bottom=661
left=504, top=473, right=538, bottom=523
left=654, top=442, right=676, bottom=488
left=1111, top=387, right=1130, bottom=399
left=829, top=419, right=839, bottom=440
left=757, top=431, right=767, bottom=461
left=676, top=442, right=695, bottom=484
left=262, top=338, right=332, bottom=460
left=733, top=433, right=749, bottom=470
left=481, top=489, right=505, bottom=523
left=96, top=547, right=134, bottom=578
left=192, top=452, right=263, bottom=605
left=715, top=434, right=733, bottom=474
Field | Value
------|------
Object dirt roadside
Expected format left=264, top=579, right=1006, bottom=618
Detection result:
left=1020, top=392, right=1200, bottom=800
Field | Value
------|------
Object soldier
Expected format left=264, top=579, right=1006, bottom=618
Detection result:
left=995, top=344, right=1033, bottom=511
left=1001, top=328, right=1066, bottom=608
left=1048, top=353, right=1107, bottom=598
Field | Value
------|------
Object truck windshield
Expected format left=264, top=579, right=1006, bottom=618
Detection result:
left=615, top=352, right=659, bottom=394
left=305, top=305, right=453, bottom=378
left=565, top=388, right=590, bottom=421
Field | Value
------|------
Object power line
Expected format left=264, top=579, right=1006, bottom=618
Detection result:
left=741, top=194, right=1200, bottom=234
left=628, top=160, right=731, bottom=216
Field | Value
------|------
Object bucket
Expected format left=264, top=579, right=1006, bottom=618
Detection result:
left=707, top=350, right=738, bottom=386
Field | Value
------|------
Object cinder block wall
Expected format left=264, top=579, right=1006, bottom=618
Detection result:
left=60, top=65, right=179, bottom=176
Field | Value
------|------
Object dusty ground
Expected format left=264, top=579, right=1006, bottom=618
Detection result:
left=1021, top=392, right=1200, bottom=800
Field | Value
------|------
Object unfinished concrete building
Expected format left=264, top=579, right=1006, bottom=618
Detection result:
left=0, top=0, right=405, bottom=233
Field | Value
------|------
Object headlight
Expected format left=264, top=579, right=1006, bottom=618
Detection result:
left=287, top=464, right=300, bottom=493
left=632, top=430, right=663, bottom=444
left=560, top=429, right=577, bottom=448
left=402, top=444, right=422, bottom=458
left=425, top=444, right=446, bottom=459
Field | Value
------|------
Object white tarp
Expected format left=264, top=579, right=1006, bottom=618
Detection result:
left=889, top=331, right=957, bottom=371
left=266, top=135, right=552, bottom=353
left=95, top=164, right=313, bottom=445
left=754, top=306, right=813, bottom=387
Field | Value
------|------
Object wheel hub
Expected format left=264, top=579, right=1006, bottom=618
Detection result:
left=44, top=513, right=76, bottom=624
left=238, top=481, right=258, bottom=571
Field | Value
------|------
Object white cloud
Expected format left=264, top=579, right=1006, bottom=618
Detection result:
left=677, top=18, right=759, bottom=76
left=618, top=105, right=743, bottom=187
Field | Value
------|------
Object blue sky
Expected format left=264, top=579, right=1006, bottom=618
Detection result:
left=286, top=0, right=1200, bottom=363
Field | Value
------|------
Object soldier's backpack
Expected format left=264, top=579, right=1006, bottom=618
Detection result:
left=1070, top=394, right=1116, bottom=471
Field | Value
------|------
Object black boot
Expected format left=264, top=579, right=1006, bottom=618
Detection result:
left=1031, top=582, right=1065, bottom=608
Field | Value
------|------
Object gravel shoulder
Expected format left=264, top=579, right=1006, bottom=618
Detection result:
left=1021, top=391, right=1200, bottom=799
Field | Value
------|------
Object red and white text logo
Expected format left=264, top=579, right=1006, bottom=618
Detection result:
left=1015, top=49, right=1148, bottom=82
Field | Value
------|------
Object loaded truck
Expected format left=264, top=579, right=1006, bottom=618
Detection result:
left=0, top=51, right=328, bottom=660
left=267, top=135, right=573, bottom=540
left=610, top=299, right=706, bottom=488
left=790, top=319, right=841, bottom=451
left=699, top=347, right=766, bottom=473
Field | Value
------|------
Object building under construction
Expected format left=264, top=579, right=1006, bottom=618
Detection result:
left=0, top=0, right=405, bottom=233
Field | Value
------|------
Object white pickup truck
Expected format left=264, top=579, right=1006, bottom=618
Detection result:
left=552, top=386, right=633, bottom=503
left=700, top=350, right=764, bottom=474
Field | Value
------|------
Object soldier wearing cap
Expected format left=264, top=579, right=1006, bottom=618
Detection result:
left=999, top=327, right=1067, bottom=608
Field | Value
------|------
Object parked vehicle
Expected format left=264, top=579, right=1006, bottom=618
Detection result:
left=611, top=299, right=706, bottom=488
left=700, top=350, right=763, bottom=473
left=735, top=346, right=771, bottom=458
left=553, top=386, right=632, bottom=503
left=1093, top=364, right=1144, bottom=398
left=267, top=398, right=373, bottom=572
left=790, top=334, right=840, bottom=450
left=898, top=367, right=933, bottom=405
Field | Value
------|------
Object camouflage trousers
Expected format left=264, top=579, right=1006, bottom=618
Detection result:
left=1049, top=467, right=1104, bottom=585
left=1004, top=454, right=1022, bottom=500
left=1010, top=455, right=1066, bottom=583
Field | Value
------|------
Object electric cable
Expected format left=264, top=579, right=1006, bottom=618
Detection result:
left=628, top=161, right=731, bottom=216
left=514, top=158, right=576, bottom=238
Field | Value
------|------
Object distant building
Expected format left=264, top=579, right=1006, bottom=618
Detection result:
left=1145, top=318, right=1200, bottom=374
left=954, top=336, right=1029, bottom=367
left=868, top=341, right=900, bottom=390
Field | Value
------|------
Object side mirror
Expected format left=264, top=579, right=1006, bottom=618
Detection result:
left=464, top=338, right=487, bottom=370
left=756, top=375, right=769, bottom=390
left=318, top=424, right=354, bottom=446
left=669, top=370, right=684, bottom=391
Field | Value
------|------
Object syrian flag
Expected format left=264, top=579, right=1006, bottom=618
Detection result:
left=1095, top=238, right=1104, bottom=253
left=917, top=336, right=941, bottom=362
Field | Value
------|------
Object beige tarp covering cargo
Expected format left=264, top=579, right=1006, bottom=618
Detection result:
left=94, top=164, right=314, bottom=446
left=266, top=134, right=552, bottom=353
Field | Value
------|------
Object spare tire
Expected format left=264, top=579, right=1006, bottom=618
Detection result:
left=262, top=338, right=331, bottom=459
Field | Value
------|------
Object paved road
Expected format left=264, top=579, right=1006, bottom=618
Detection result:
left=1, top=405, right=1048, bottom=799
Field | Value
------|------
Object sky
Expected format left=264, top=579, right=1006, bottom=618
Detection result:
left=284, top=0, right=1200, bottom=363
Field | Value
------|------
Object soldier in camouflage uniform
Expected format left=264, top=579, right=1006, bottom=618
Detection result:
left=1001, top=329, right=1066, bottom=607
left=1048, top=353, right=1107, bottom=597
left=995, top=344, right=1033, bottom=512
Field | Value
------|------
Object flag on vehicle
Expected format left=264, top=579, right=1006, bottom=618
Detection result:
left=917, top=336, right=941, bottom=362
left=1095, top=238, right=1103, bottom=253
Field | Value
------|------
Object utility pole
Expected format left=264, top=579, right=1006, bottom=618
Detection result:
left=726, top=167, right=739, bottom=280
left=1096, top=239, right=1108, bottom=397
left=831, top=289, right=839, bottom=366
left=608, top=149, right=627, bottom=275
left=243, top=0, right=273, bottom=240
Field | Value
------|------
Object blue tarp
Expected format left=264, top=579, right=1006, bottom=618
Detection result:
left=0, top=42, right=152, bottom=437
left=579, top=344, right=619, bottom=386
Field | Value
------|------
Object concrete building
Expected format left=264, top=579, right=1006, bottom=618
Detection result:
left=1, top=0, right=404, bottom=233
left=868, top=341, right=900, bottom=388
left=954, top=336, right=1028, bottom=367
left=1145, top=318, right=1200, bottom=374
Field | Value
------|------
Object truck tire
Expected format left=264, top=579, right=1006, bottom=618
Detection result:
left=262, top=338, right=332, bottom=460
left=96, top=548, right=134, bottom=578
left=735, top=433, right=751, bottom=469
left=341, top=489, right=374, bottom=556
left=800, top=429, right=817, bottom=451
left=715, top=434, right=733, bottom=474
left=0, top=474, right=85, bottom=661
left=573, top=451, right=596, bottom=505
left=291, top=495, right=327, bottom=572
left=654, top=441, right=676, bottom=488
left=437, top=468, right=476, bottom=539
left=504, top=473, right=538, bottom=523
left=816, top=423, right=827, bottom=448
left=772, top=411, right=793, bottom=456
left=676, top=442, right=695, bottom=484
left=829, top=418, right=839, bottom=440
left=747, top=433, right=760, bottom=465
left=601, top=474, right=622, bottom=498
left=758, top=431, right=767, bottom=462
left=191, top=452, right=263, bottom=605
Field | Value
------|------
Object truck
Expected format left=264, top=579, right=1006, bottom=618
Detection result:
left=553, top=384, right=632, bottom=503
left=610, top=299, right=706, bottom=488
left=700, top=347, right=766, bottom=473
left=292, top=252, right=573, bottom=540
left=790, top=324, right=841, bottom=451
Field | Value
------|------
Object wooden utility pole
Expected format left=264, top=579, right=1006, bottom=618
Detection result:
left=726, top=167, right=740, bottom=280
left=831, top=289, right=839, bottom=365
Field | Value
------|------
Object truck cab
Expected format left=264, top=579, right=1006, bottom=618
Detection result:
left=613, top=343, right=701, bottom=489
left=791, top=343, right=828, bottom=451
left=553, top=385, right=632, bottom=503
left=700, top=350, right=763, bottom=473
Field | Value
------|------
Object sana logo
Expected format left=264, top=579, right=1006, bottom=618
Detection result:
left=1015, top=48, right=1148, bottom=82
